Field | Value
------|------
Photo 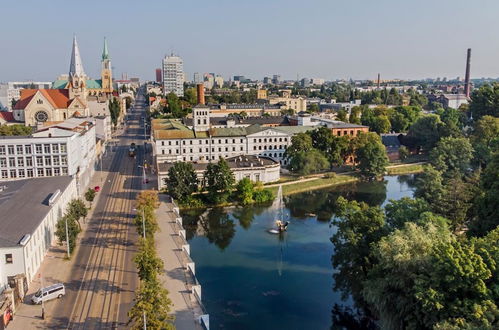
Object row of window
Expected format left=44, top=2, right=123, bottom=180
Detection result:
left=0, top=155, right=68, bottom=168
left=161, top=146, right=246, bottom=155
left=159, top=137, right=290, bottom=147
left=0, top=167, right=68, bottom=179
left=0, top=143, right=67, bottom=156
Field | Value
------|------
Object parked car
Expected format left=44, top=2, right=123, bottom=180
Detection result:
left=31, top=283, right=65, bottom=304
left=94, top=186, right=101, bottom=192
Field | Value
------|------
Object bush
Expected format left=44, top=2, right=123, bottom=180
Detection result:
left=85, top=188, right=96, bottom=202
left=253, top=189, right=274, bottom=204
left=181, top=195, right=205, bottom=209
left=324, top=172, right=337, bottom=179
left=399, top=145, right=409, bottom=161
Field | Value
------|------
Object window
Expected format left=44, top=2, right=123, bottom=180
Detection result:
left=161, top=141, right=165, bottom=146
left=18, top=169, right=25, bottom=178
left=240, top=147, right=244, bottom=151
left=161, top=150, right=165, bottom=154
left=44, top=144, right=50, bottom=153
left=190, top=140, right=193, bottom=145
left=52, top=144, right=59, bottom=153
left=168, top=141, right=171, bottom=146
left=9, top=169, right=16, bottom=178
left=26, top=158, right=33, bottom=166
left=54, top=168, right=60, bottom=176
left=46, top=168, right=52, bottom=176
left=36, top=156, right=43, bottom=166
left=53, top=157, right=60, bottom=166
left=44, top=156, right=51, bottom=166
left=0, top=158, right=5, bottom=167
left=35, top=144, right=43, bottom=153
left=62, top=167, right=68, bottom=175
left=240, top=139, right=244, bottom=143
left=25, top=145, right=31, bottom=154
left=0, top=146, right=5, bottom=155
left=8, top=145, right=14, bottom=154
left=206, top=148, right=209, bottom=152
left=37, top=168, right=44, bottom=177
left=60, top=144, right=67, bottom=153
left=168, top=150, right=172, bottom=154
left=5, top=254, right=13, bottom=264
left=9, top=158, right=15, bottom=167
left=27, top=169, right=33, bottom=177
left=17, top=145, right=23, bottom=154
left=189, top=149, right=193, bottom=153
left=17, top=157, right=24, bottom=167
left=61, top=156, right=67, bottom=165
left=1, top=170, right=7, bottom=178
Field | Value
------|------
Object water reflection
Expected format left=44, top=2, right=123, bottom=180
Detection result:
left=181, top=175, right=418, bottom=330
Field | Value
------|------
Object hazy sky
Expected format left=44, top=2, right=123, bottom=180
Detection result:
left=2, top=0, right=499, bottom=82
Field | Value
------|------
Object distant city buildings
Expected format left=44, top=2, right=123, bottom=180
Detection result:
left=0, top=82, right=52, bottom=111
left=155, top=68, right=162, bottom=83
left=193, top=72, right=202, bottom=84
left=162, top=54, right=184, bottom=96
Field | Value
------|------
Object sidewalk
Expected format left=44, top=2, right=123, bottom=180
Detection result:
left=8, top=149, right=114, bottom=329
left=155, top=196, right=203, bottom=330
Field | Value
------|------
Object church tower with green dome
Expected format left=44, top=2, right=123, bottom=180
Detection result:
left=101, top=37, right=113, bottom=94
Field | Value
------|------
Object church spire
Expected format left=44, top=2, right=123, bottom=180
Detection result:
left=69, top=35, right=85, bottom=77
left=102, top=37, right=110, bottom=61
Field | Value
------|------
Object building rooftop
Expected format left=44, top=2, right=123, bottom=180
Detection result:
left=158, top=155, right=279, bottom=173
left=183, top=116, right=290, bottom=127
left=0, top=176, right=73, bottom=248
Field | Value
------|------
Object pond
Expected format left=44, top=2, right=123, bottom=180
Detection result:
left=181, top=175, right=417, bottom=330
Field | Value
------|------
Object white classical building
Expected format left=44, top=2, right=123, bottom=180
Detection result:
left=0, top=118, right=96, bottom=193
left=157, top=155, right=280, bottom=189
left=151, top=106, right=314, bottom=167
left=162, top=54, right=184, bottom=97
left=0, top=176, right=77, bottom=292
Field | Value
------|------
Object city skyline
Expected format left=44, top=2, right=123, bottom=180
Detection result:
left=2, top=0, right=499, bottom=82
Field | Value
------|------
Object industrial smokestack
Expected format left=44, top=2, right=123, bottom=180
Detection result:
left=464, top=48, right=471, bottom=98
left=377, top=73, right=380, bottom=89
left=196, top=83, right=205, bottom=105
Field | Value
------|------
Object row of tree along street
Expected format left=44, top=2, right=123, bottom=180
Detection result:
left=329, top=83, right=499, bottom=329
left=128, top=191, right=174, bottom=330
left=166, top=158, right=274, bottom=208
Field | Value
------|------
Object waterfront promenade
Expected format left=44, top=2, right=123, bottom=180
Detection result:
left=155, top=195, right=205, bottom=330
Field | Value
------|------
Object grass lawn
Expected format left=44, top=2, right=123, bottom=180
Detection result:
left=386, top=164, right=424, bottom=175
left=268, top=174, right=358, bottom=196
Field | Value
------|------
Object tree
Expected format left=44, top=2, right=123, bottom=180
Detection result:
left=469, top=83, right=499, bottom=119
left=471, top=115, right=499, bottom=167
left=284, top=133, right=313, bottom=157
left=0, top=124, right=32, bottom=136
left=384, top=197, right=430, bottom=230
left=330, top=197, right=386, bottom=302
left=128, top=277, right=174, bottom=330
left=183, top=88, right=197, bottom=106
left=234, top=178, right=254, bottom=205
left=336, top=109, right=348, bottom=122
left=406, top=114, right=444, bottom=151
left=134, top=239, right=164, bottom=282
left=204, top=158, right=235, bottom=203
left=55, top=213, right=81, bottom=255
left=429, top=137, right=473, bottom=175
left=166, top=162, right=198, bottom=203
left=354, top=132, right=389, bottom=180
left=109, top=97, right=121, bottom=127
left=308, top=103, right=320, bottom=113
left=67, top=199, right=88, bottom=227
left=398, top=145, right=409, bottom=161
left=85, top=188, right=96, bottom=203
left=349, top=106, right=362, bottom=124
left=414, top=165, right=445, bottom=203
left=388, top=106, right=421, bottom=132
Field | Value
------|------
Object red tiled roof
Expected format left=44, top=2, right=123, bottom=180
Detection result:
left=13, top=89, right=70, bottom=110
left=0, top=112, right=15, bottom=122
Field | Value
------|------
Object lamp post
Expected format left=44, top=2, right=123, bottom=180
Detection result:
left=39, top=273, right=45, bottom=319
left=65, top=216, right=70, bottom=258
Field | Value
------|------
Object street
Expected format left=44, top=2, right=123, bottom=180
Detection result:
left=47, top=91, right=148, bottom=329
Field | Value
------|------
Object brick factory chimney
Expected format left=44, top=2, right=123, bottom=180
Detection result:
left=197, top=83, right=205, bottom=105
left=464, top=48, right=471, bottom=98
left=377, top=73, right=380, bottom=89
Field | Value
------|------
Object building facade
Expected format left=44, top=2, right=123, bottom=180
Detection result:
left=0, top=176, right=77, bottom=291
left=0, top=118, right=96, bottom=193
left=162, top=55, right=184, bottom=97
left=157, top=155, right=280, bottom=189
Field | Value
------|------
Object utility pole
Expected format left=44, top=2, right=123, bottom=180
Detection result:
left=65, top=216, right=70, bottom=257
left=40, top=273, right=45, bottom=319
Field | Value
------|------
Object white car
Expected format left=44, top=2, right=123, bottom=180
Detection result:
left=31, top=283, right=65, bottom=304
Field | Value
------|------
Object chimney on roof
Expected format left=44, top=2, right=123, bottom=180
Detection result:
left=197, top=83, right=205, bottom=105
left=464, top=48, right=471, bottom=99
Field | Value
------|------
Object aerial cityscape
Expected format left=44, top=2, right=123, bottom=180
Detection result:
left=1, top=1, right=499, bottom=330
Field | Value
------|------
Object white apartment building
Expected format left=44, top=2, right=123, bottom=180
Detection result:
left=151, top=106, right=314, bottom=166
left=0, top=176, right=77, bottom=292
left=0, top=118, right=96, bottom=193
left=162, top=55, right=184, bottom=97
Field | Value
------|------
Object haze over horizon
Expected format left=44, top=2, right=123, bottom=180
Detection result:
left=2, top=0, right=499, bottom=82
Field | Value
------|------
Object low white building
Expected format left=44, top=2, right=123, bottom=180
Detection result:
left=157, top=155, right=280, bottom=189
left=0, top=176, right=77, bottom=292
left=0, top=118, right=96, bottom=194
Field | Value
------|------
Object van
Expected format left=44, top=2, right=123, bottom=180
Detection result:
left=31, top=283, right=65, bottom=304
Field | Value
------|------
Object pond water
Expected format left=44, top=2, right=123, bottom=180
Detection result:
left=181, top=175, right=417, bottom=330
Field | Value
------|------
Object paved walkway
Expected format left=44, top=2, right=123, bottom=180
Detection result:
left=8, top=149, right=115, bottom=329
left=155, top=196, right=203, bottom=330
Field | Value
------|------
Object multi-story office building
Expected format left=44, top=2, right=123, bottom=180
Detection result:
left=0, top=118, right=96, bottom=193
left=162, top=54, right=184, bottom=97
